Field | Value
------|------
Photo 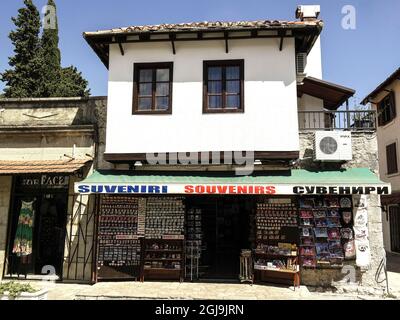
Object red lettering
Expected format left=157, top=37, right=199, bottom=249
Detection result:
left=206, top=186, right=216, bottom=194
left=237, top=186, right=248, bottom=194
left=228, top=186, right=236, bottom=194
left=184, top=185, right=194, bottom=193
left=217, top=186, right=228, bottom=194
left=255, top=186, right=264, bottom=194
left=195, top=185, right=205, bottom=193
left=265, top=186, right=276, bottom=194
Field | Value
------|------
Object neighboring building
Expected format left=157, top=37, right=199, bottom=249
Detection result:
left=0, top=97, right=107, bottom=283
left=362, top=68, right=400, bottom=254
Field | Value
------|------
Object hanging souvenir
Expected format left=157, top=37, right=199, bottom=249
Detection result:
left=340, top=228, right=354, bottom=240
left=340, top=197, right=352, bottom=208
left=12, top=199, right=35, bottom=257
left=343, top=240, right=356, bottom=259
left=342, top=211, right=352, bottom=225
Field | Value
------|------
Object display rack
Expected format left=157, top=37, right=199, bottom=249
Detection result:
left=97, top=195, right=142, bottom=280
left=141, top=238, right=185, bottom=282
left=185, top=207, right=202, bottom=281
left=253, top=199, right=300, bottom=288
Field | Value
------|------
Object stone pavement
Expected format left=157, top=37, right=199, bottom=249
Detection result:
left=5, top=280, right=376, bottom=300
left=386, top=253, right=400, bottom=297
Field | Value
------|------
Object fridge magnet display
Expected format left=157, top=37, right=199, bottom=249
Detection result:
left=342, top=211, right=353, bottom=225
left=340, top=228, right=354, bottom=240
left=324, top=197, right=339, bottom=208
left=300, top=246, right=316, bottom=256
left=315, top=218, right=328, bottom=227
left=299, top=198, right=315, bottom=208
left=328, top=228, right=340, bottom=240
left=327, top=217, right=341, bottom=227
left=300, top=237, right=314, bottom=245
left=301, top=256, right=316, bottom=267
left=300, top=218, right=313, bottom=226
left=316, top=243, right=330, bottom=256
left=343, top=240, right=356, bottom=259
left=327, top=209, right=340, bottom=218
left=300, top=210, right=313, bottom=218
left=301, top=227, right=312, bottom=237
left=314, top=210, right=327, bottom=219
left=314, top=227, right=328, bottom=238
left=340, top=197, right=352, bottom=208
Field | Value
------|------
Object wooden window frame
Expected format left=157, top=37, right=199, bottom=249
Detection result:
left=378, top=92, right=396, bottom=126
left=203, top=59, right=245, bottom=114
left=132, top=62, right=173, bottom=115
left=386, top=142, right=399, bottom=175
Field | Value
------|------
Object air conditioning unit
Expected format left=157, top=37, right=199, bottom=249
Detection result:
left=296, top=52, right=307, bottom=83
left=314, top=131, right=353, bottom=161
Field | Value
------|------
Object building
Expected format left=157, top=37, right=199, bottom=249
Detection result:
left=0, top=97, right=107, bottom=282
left=362, top=68, right=400, bottom=254
left=0, top=5, right=390, bottom=293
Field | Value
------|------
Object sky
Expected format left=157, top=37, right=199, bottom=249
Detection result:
left=0, top=0, right=399, bottom=104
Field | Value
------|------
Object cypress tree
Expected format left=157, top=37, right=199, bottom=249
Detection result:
left=56, top=66, right=90, bottom=97
left=0, top=0, right=43, bottom=98
left=41, top=0, right=62, bottom=97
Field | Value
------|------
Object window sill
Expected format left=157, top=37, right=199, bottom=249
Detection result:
left=132, top=110, right=172, bottom=115
left=203, top=108, right=244, bottom=114
left=379, top=119, right=396, bottom=129
left=386, top=172, right=400, bottom=178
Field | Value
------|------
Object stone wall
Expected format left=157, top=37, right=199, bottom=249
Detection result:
left=298, top=131, right=386, bottom=295
left=0, top=176, right=12, bottom=280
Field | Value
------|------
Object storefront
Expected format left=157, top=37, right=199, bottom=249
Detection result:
left=75, top=168, right=390, bottom=285
left=2, top=160, right=91, bottom=280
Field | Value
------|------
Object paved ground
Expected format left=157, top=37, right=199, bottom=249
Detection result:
left=3, top=252, right=399, bottom=300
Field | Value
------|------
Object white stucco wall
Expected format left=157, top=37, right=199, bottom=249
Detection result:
left=304, top=36, right=323, bottom=79
left=106, top=38, right=301, bottom=154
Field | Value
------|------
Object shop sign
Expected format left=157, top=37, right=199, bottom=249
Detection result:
left=75, top=183, right=391, bottom=195
left=20, top=174, right=70, bottom=189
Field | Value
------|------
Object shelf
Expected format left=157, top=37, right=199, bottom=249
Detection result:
left=254, top=253, right=297, bottom=258
left=144, top=258, right=182, bottom=261
left=254, top=268, right=299, bottom=274
left=143, top=268, right=182, bottom=271
left=144, top=249, right=182, bottom=253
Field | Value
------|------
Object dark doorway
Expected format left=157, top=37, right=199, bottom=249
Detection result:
left=389, top=205, right=400, bottom=253
left=186, top=196, right=252, bottom=280
left=6, top=175, right=69, bottom=278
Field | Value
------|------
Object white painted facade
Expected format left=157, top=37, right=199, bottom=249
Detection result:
left=105, top=37, right=324, bottom=155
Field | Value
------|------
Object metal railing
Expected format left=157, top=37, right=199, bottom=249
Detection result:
left=298, top=110, right=377, bottom=131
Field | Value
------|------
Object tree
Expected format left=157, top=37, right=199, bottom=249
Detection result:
left=56, top=66, right=90, bottom=97
left=0, top=0, right=43, bottom=98
left=40, top=0, right=61, bottom=97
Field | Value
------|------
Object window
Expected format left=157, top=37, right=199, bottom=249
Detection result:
left=133, top=62, right=173, bottom=114
left=378, top=92, right=396, bottom=126
left=203, top=60, right=244, bottom=113
left=386, top=142, right=398, bottom=175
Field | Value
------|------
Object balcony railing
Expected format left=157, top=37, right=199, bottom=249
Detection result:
left=298, top=110, right=377, bottom=131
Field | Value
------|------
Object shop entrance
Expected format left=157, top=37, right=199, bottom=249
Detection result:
left=5, top=175, right=69, bottom=279
left=186, top=196, right=252, bottom=280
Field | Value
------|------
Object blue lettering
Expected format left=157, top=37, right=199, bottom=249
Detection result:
left=92, top=185, right=103, bottom=193
left=141, top=185, right=147, bottom=193
left=162, top=186, right=168, bottom=193
left=105, top=185, right=117, bottom=193
left=127, top=185, right=139, bottom=193
left=118, top=186, right=127, bottom=193
left=78, top=185, right=90, bottom=193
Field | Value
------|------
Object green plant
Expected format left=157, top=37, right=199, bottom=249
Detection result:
left=0, top=281, right=37, bottom=299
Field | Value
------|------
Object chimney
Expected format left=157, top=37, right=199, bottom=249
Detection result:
left=296, top=5, right=321, bottom=21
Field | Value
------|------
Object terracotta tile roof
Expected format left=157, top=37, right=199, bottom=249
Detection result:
left=84, top=19, right=323, bottom=36
left=0, top=159, right=92, bottom=175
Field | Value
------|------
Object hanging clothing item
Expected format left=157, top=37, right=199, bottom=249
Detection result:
left=12, top=200, right=35, bottom=256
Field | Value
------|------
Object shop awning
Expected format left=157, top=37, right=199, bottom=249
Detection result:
left=0, top=159, right=92, bottom=175
left=74, top=168, right=391, bottom=196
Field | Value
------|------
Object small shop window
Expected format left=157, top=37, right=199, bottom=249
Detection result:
left=203, top=60, right=244, bottom=113
left=378, top=92, right=396, bottom=126
left=386, top=142, right=398, bottom=175
left=133, top=62, right=173, bottom=114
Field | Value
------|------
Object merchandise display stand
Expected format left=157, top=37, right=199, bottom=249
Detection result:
left=141, top=238, right=185, bottom=282
left=253, top=200, right=300, bottom=288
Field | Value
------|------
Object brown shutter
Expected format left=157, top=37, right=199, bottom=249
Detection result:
left=386, top=143, right=398, bottom=175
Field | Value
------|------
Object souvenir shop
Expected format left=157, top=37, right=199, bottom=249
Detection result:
left=4, top=174, right=71, bottom=279
left=75, top=169, right=391, bottom=285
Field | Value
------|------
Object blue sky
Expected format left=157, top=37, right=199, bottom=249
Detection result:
left=1, top=0, right=399, bottom=104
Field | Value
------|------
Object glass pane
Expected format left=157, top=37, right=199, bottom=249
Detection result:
left=156, top=68, right=169, bottom=81
left=139, top=83, right=152, bottom=96
left=208, top=95, right=222, bottom=109
left=156, top=83, right=169, bottom=96
left=156, top=97, right=169, bottom=110
left=226, top=66, right=240, bottom=79
left=208, top=81, right=222, bottom=94
left=138, top=97, right=152, bottom=110
left=226, top=95, right=240, bottom=109
left=208, top=67, right=222, bottom=80
left=226, top=80, right=240, bottom=94
left=139, top=69, right=153, bottom=82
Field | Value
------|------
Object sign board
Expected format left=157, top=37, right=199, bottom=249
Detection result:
left=75, top=182, right=391, bottom=195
